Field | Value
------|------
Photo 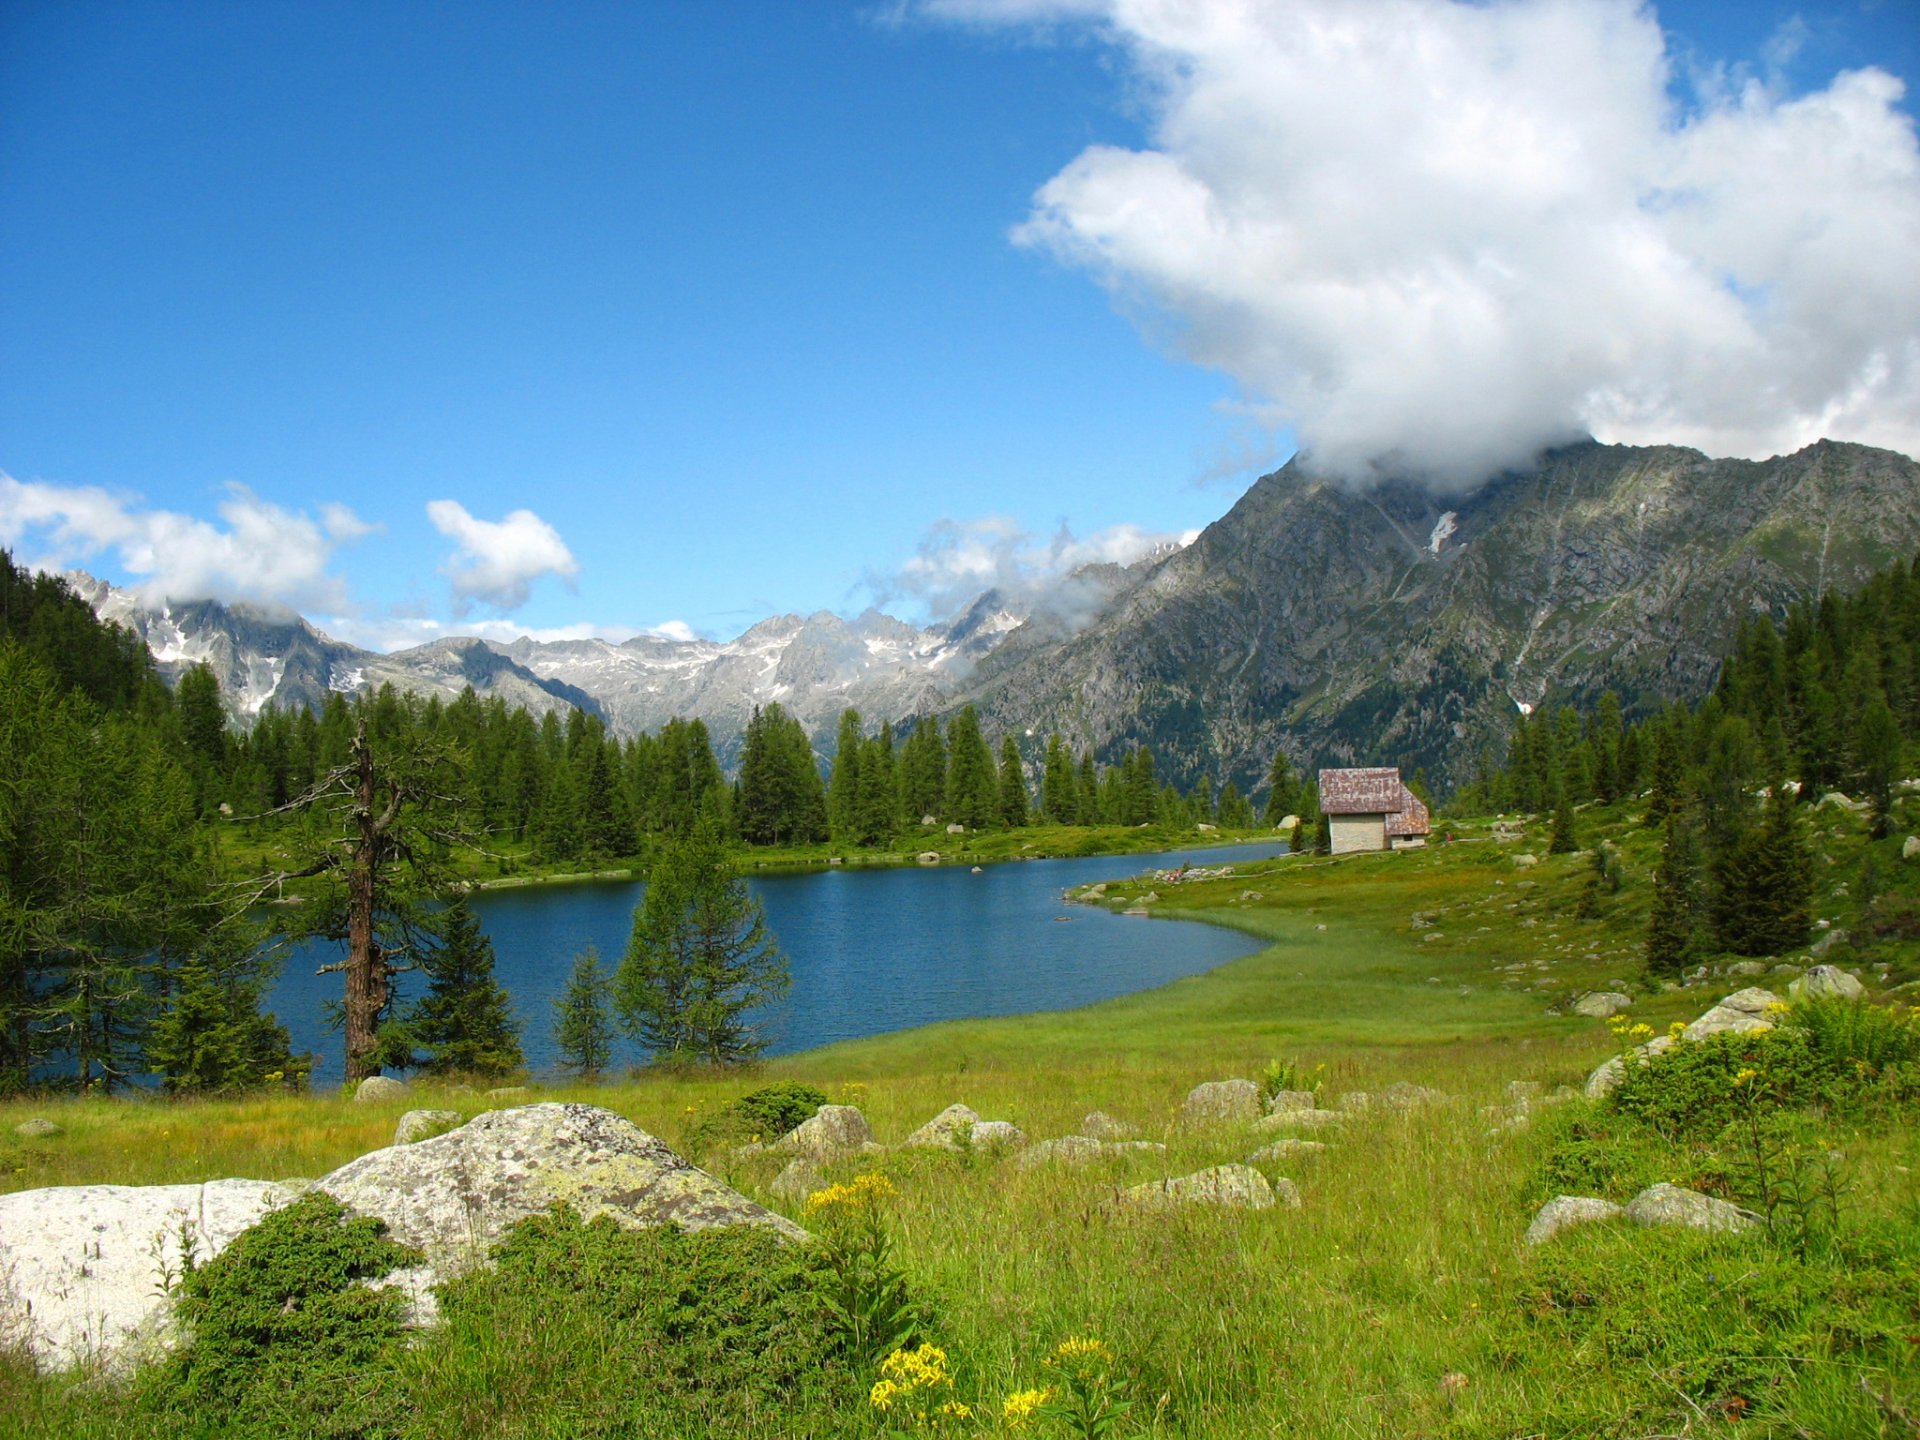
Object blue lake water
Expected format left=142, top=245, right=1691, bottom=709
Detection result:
left=270, top=841, right=1288, bottom=1086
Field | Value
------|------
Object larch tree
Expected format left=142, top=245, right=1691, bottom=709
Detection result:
left=552, top=944, right=617, bottom=1078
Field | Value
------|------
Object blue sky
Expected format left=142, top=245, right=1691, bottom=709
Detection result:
left=3, top=1, right=1917, bottom=649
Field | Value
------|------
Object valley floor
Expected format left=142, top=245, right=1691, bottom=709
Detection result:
left=3, top=800, right=1917, bottom=1438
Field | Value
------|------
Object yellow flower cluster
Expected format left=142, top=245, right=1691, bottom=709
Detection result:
left=1001, top=1387, right=1054, bottom=1430
left=870, top=1343, right=971, bottom=1424
left=805, top=1172, right=897, bottom=1217
left=1733, top=1067, right=1759, bottom=1086
left=1045, top=1335, right=1116, bottom=1378
left=1765, top=1000, right=1793, bottom=1016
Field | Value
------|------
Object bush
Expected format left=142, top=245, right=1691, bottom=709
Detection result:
left=417, top=1207, right=859, bottom=1437
left=685, top=1081, right=828, bottom=1153
left=149, top=1190, right=418, bottom=1437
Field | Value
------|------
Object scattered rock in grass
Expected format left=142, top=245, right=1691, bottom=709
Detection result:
left=1381, top=1082, right=1452, bottom=1111
left=484, top=1086, right=530, bottom=1100
left=769, top=1158, right=825, bottom=1203
left=1018, top=1136, right=1167, bottom=1168
left=1511, top=854, right=1538, bottom=869
left=1790, top=965, right=1864, bottom=1002
left=1179, top=1080, right=1262, bottom=1128
left=1770, top=963, right=1804, bottom=979
left=1081, top=1110, right=1135, bottom=1140
left=968, top=1120, right=1027, bottom=1151
left=1571, top=991, right=1633, bottom=1019
left=1524, top=1195, right=1623, bottom=1245
left=902, top=1103, right=982, bottom=1149
left=320, top=1104, right=805, bottom=1275
left=1335, top=1091, right=1372, bottom=1113
left=1808, top=929, right=1850, bottom=957
left=1266, top=1089, right=1317, bottom=1115
left=393, top=1109, right=462, bottom=1146
left=0, top=1177, right=306, bottom=1370
left=917, top=852, right=939, bottom=865
left=352, top=1075, right=409, bottom=1104
left=1249, top=1139, right=1327, bottom=1165
left=1585, top=1035, right=1676, bottom=1100
left=12, top=1117, right=60, bottom=1138
left=1119, top=1164, right=1280, bottom=1211
left=1725, top=960, right=1769, bottom=978
left=1682, top=987, right=1784, bottom=1042
left=1624, top=1182, right=1760, bottom=1234
left=1505, top=1081, right=1541, bottom=1103
left=1904, top=835, right=1919, bottom=860
left=1254, top=1109, right=1344, bottom=1134
left=778, top=1104, right=874, bottom=1161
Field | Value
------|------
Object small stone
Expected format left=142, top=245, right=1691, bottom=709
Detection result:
left=1624, top=1182, right=1760, bottom=1234
left=902, top=1103, right=982, bottom=1150
left=1524, top=1195, right=1623, bottom=1245
left=1119, top=1164, right=1279, bottom=1211
left=1081, top=1111, right=1135, bottom=1140
left=1252, top=1109, right=1343, bottom=1134
left=1505, top=1081, right=1542, bottom=1103
left=967, top=1120, right=1026, bottom=1151
left=1249, top=1139, right=1327, bottom=1164
left=1789, top=965, right=1865, bottom=1001
left=1682, top=987, right=1784, bottom=1042
left=768, top=1158, right=825, bottom=1203
left=779, top=1104, right=874, bottom=1161
left=1725, top=960, right=1768, bottom=978
left=1571, top=991, right=1633, bottom=1019
left=1381, top=1082, right=1451, bottom=1110
left=1335, top=1091, right=1372, bottom=1113
left=1266, top=1089, right=1317, bottom=1115
left=1178, top=1079, right=1262, bottom=1128
left=916, top=851, right=940, bottom=864
left=1017, top=1136, right=1166, bottom=1169
left=12, top=1118, right=60, bottom=1138
left=393, top=1109, right=462, bottom=1146
left=1511, top=854, right=1538, bottom=869
left=1584, top=1034, right=1676, bottom=1099
left=352, top=1076, right=410, bottom=1104
left=1902, top=836, right=1919, bottom=860
left=1809, top=929, right=1850, bottom=957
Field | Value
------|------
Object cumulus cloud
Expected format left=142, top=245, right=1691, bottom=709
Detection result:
left=425, top=500, right=581, bottom=613
left=868, top=514, right=1195, bottom=623
left=922, top=0, right=1920, bottom=485
left=0, top=473, right=368, bottom=610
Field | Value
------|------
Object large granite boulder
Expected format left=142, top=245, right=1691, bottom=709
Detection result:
left=12, top=1117, right=60, bottom=1138
left=776, top=1104, right=873, bottom=1161
left=1119, top=1164, right=1282, bottom=1211
left=1624, top=1182, right=1760, bottom=1234
left=0, top=1178, right=305, bottom=1371
left=902, top=1103, right=1023, bottom=1151
left=1265, top=1090, right=1317, bottom=1115
left=1178, top=1080, right=1261, bottom=1128
left=1016, top=1136, right=1166, bottom=1169
left=317, top=1104, right=804, bottom=1273
left=1524, top=1195, right=1623, bottom=1245
left=394, top=1109, right=462, bottom=1146
left=1584, top=1035, right=1675, bottom=1100
left=1789, top=965, right=1865, bottom=1002
left=1572, top=991, right=1633, bottom=1019
left=1682, top=987, right=1783, bottom=1041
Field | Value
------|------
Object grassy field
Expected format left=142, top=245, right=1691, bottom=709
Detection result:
left=4, top=798, right=1917, bottom=1438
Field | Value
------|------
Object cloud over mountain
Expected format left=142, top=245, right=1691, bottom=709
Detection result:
left=925, top=0, right=1920, bottom=487
left=426, top=500, right=581, bottom=612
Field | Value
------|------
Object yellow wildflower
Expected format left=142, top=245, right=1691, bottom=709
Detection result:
left=938, top=1400, right=973, bottom=1419
left=1765, top=1000, right=1792, bottom=1016
left=1627, top=1022, right=1655, bottom=1041
left=805, top=1172, right=897, bottom=1217
left=1002, top=1388, right=1053, bottom=1430
left=879, top=1341, right=954, bottom=1390
left=1046, top=1335, right=1116, bottom=1378
left=1668, top=1021, right=1687, bottom=1038
left=869, top=1378, right=901, bottom=1411
left=1733, top=1068, right=1758, bottom=1087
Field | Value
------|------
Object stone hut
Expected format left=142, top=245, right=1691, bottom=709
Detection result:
left=1318, top=767, right=1430, bottom=853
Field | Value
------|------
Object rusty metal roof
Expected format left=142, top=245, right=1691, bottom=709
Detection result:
left=1317, top=767, right=1405, bottom=814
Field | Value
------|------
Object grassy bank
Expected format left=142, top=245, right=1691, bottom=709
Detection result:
left=4, top=799, right=1917, bottom=1438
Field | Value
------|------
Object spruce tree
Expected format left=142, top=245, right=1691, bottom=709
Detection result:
left=997, top=735, right=1029, bottom=828
left=1645, top=811, right=1704, bottom=978
left=552, top=944, right=616, bottom=1077
left=1041, top=733, right=1075, bottom=824
left=1076, top=752, right=1100, bottom=825
left=1855, top=698, right=1902, bottom=838
left=1547, top=779, right=1579, bottom=854
left=616, top=818, right=790, bottom=1066
left=404, top=900, right=524, bottom=1078
left=899, top=718, right=947, bottom=824
left=147, top=933, right=304, bottom=1093
left=943, top=706, right=998, bottom=829
left=828, top=709, right=864, bottom=840
left=854, top=724, right=898, bottom=847
left=1263, top=750, right=1299, bottom=826
left=1125, top=745, right=1158, bottom=825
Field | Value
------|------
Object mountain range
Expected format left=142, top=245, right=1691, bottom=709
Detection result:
left=74, top=438, right=1920, bottom=788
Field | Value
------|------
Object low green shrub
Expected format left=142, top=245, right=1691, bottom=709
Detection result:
left=148, top=1190, right=419, bottom=1438
left=413, top=1207, right=860, bottom=1438
left=685, top=1081, right=828, bottom=1153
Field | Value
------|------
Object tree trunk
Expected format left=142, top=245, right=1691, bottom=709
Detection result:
left=343, top=722, right=386, bottom=1084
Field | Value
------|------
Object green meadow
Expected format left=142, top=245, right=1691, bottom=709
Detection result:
left=3, top=800, right=1917, bottom=1439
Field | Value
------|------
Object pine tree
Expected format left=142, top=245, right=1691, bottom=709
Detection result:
left=1715, top=780, right=1813, bottom=955
left=1076, top=752, right=1100, bottom=825
left=615, top=819, right=790, bottom=1065
left=403, top=900, right=524, bottom=1078
left=899, top=718, right=947, bottom=824
left=828, top=709, right=864, bottom=840
left=943, top=706, right=997, bottom=829
left=552, top=944, right=617, bottom=1077
left=997, top=735, right=1029, bottom=828
left=146, top=932, right=304, bottom=1093
left=1124, top=745, right=1158, bottom=825
left=1041, top=733, right=1075, bottom=824
left=1263, top=749, right=1299, bottom=826
left=854, top=723, right=898, bottom=847
left=1855, top=698, right=1902, bottom=838
left=1645, top=811, right=1705, bottom=977
left=1547, top=779, right=1579, bottom=854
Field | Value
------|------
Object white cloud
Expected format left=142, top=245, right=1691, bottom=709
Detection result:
left=316, top=611, right=655, bottom=653
left=922, top=0, right=1920, bottom=485
left=0, top=474, right=368, bottom=609
left=425, top=500, right=581, bottom=612
left=871, top=514, right=1194, bottom=621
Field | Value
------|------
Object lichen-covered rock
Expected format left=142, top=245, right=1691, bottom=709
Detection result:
left=1335, top=1091, right=1373, bottom=1113
left=1265, top=1089, right=1317, bottom=1115
left=1572, top=991, right=1633, bottom=1019
left=0, top=1178, right=303, bottom=1371
left=1624, top=1182, right=1759, bottom=1234
left=1178, top=1079, right=1261, bottom=1128
left=1903, top=835, right=1920, bottom=860
left=1682, top=987, right=1783, bottom=1041
left=1080, top=1110, right=1135, bottom=1140
left=1585, top=1034, right=1676, bottom=1099
left=1381, top=1081, right=1452, bottom=1110
left=777, top=1104, right=873, bottom=1161
left=1017, top=1136, right=1166, bottom=1169
left=968, top=1120, right=1027, bottom=1151
left=394, top=1109, right=463, bottom=1146
left=1524, top=1196, right=1623, bottom=1245
left=318, top=1103, right=804, bottom=1273
left=1249, top=1139, right=1327, bottom=1165
left=1725, top=961, right=1769, bottom=978
left=1119, top=1164, right=1278, bottom=1211
left=768, top=1158, right=825, bottom=1204
left=352, top=1075, right=410, bottom=1104
left=1789, top=965, right=1865, bottom=1001
left=12, top=1117, right=60, bottom=1138
left=1252, top=1108, right=1344, bottom=1134
left=902, top=1103, right=982, bottom=1149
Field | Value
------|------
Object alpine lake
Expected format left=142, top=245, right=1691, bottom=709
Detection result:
left=271, top=840, right=1290, bottom=1087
